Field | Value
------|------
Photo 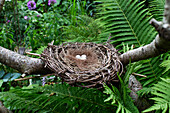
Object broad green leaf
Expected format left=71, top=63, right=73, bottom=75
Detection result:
left=0, top=80, right=3, bottom=87
left=10, top=73, right=21, bottom=81
left=0, top=70, right=5, bottom=78
left=3, top=73, right=12, bottom=82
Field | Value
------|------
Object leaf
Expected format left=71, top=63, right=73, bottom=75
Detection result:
left=0, top=80, right=3, bottom=88
left=148, top=0, right=165, bottom=21
left=0, top=84, right=114, bottom=112
left=143, top=77, right=170, bottom=113
left=160, top=59, right=170, bottom=74
left=36, top=46, right=47, bottom=54
left=103, top=80, right=139, bottom=113
left=96, top=0, right=169, bottom=87
left=7, top=37, right=14, bottom=45
left=56, top=0, right=61, bottom=5
left=10, top=73, right=21, bottom=81
left=0, top=70, right=5, bottom=78
left=3, top=73, right=12, bottom=82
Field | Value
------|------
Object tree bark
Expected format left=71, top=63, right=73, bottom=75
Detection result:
left=120, top=34, right=170, bottom=64
left=0, top=46, right=51, bottom=75
left=0, top=0, right=170, bottom=74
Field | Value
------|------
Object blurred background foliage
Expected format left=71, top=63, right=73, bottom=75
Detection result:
left=0, top=0, right=169, bottom=113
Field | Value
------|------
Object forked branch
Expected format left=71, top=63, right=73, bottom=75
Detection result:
left=120, top=0, right=170, bottom=64
left=0, top=0, right=170, bottom=74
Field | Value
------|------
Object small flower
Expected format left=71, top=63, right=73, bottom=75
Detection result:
left=24, top=16, right=28, bottom=20
left=7, top=20, right=10, bottom=23
left=48, top=0, right=57, bottom=6
left=27, top=1, right=36, bottom=10
left=37, top=15, right=40, bottom=17
left=41, top=77, right=47, bottom=86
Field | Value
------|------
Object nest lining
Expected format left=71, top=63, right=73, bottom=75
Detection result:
left=41, top=42, right=123, bottom=88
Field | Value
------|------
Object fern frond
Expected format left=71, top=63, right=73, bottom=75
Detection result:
left=143, top=77, right=170, bottom=113
left=137, top=87, right=154, bottom=97
left=160, top=55, right=170, bottom=74
left=96, top=0, right=169, bottom=88
left=136, top=53, right=170, bottom=87
left=103, top=76, right=139, bottom=113
left=0, top=84, right=114, bottom=113
left=36, top=46, right=47, bottom=54
left=148, top=0, right=165, bottom=21
left=96, top=0, right=156, bottom=51
left=62, top=15, right=106, bottom=43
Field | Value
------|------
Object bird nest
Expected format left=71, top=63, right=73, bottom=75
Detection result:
left=41, top=42, right=123, bottom=88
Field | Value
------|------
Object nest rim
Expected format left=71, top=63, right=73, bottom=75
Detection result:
left=41, top=42, right=123, bottom=88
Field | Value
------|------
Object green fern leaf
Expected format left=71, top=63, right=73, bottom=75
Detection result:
left=0, top=84, right=115, bottom=113
left=143, top=77, right=170, bottom=113
left=96, top=0, right=170, bottom=87
left=148, top=0, right=165, bottom=21
left=62, top=15, right=106, bottom=43
left=96, top=0, right=156, bottom=50
left=160, top=59, right=170, bottom=74
left=103, top=76, right=139, bottom=113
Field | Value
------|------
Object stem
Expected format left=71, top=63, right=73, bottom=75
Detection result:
left=14, top=73, right=54, bottom=81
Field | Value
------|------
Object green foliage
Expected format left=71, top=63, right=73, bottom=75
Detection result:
left=136, top=52, right=170, bottom=87
left=0, top=0, right=170, bottom=112
left=68, top=0, right=88, bottom=24
left=22, top=0, right=70, bottom=49
left=143, top=77, right=170, bottom=113
left=62, top=15, right=105, bottom=43
left=2, top=73, right=21, bottom=82
left=160, top=55, right=170, bottom=74
left=103, top=76, right=139, bottom=113
left=0, top=69, right=21, bottom=83
left=0, top=0, right=92, bottom=50
left=137, top=87, right=154, bottom=97
left=96, top=0, right=156, bottom=51
left=96, top=0, right=170, bottom=87
left=0, top=69, right=21, bottom=92
left=0, top=83, right=114, bottom=113
left=148, top=0, right=165, bottom=21
left=36, top=46, right=47, bottom=54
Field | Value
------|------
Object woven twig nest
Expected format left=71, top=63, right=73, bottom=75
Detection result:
left=41, top=42, right=123, bottom=88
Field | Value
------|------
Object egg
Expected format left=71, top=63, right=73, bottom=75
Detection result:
left=76, top=55, right=81, bottom=59
left=81, top=55, right=86, bottom=60
left=75, top=54, right=87, bottom=60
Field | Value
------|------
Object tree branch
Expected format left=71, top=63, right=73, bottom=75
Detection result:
left=0, top=46, right=51, bottom=75
left=0, top=1, right=170, bottom=74
left=119, top=34, right=170, bottom=64
left=119, top=0, right=170, bottom=64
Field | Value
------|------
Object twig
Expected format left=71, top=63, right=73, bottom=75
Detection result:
left=25, top=52, right=40, bottom=57
left=132, top=73, right=147, bottom=78
left=14, top=73, right=55, bottom=81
